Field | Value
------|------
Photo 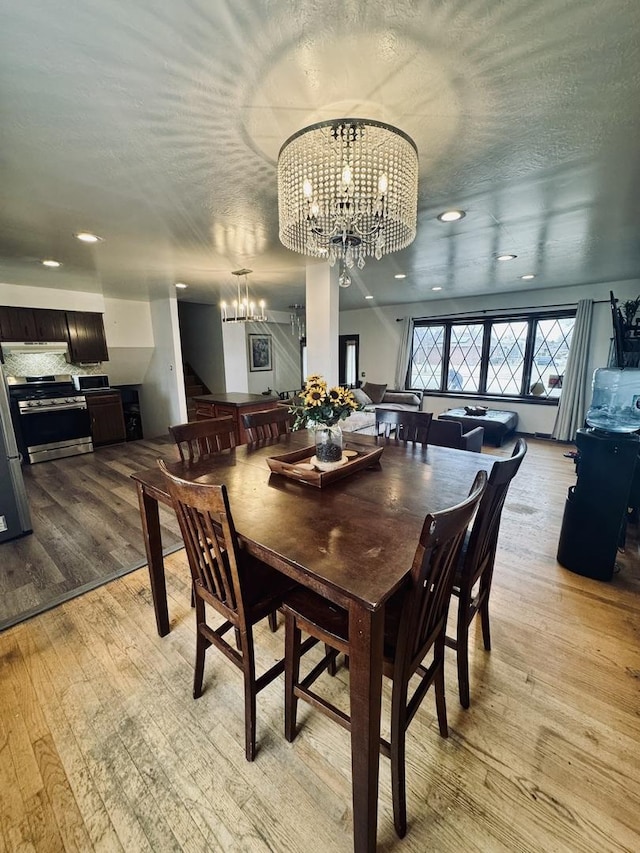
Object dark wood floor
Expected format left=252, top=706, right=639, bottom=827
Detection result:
left=0, top=436, right=182, bottom=631
left=0, top=437, right=639, bottom=851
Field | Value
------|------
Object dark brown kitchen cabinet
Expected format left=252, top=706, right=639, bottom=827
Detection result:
left=0, top=306, right=38, bottom=341
left=0, top=305, right=69, bottom=342
left=35, top=309, right=69, bottom=341
left=86, top=391, right=126, bottom=446
left=66, top=311, right=108, bottom=364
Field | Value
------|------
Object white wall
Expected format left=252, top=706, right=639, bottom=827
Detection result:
left=220, top=318, right=302, bottom=395
left=340, top=279, right=640, bottom=435
left=0, top=282, right=104, bottom=312
left=270, top=322, right=302, bottom=394
left=223, top=323, right=250, bottom=392
left=103, top=297, right=155, bottom=386
left=138, top=296, right=185, bottom=438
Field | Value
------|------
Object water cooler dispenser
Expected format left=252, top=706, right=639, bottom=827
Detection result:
left=557, top=368, right=640, bottom=580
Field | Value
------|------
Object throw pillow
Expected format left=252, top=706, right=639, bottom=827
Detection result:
left=383, top=391, right=421, bottom=407
left=352, top=387, right=373, bottom=407
left=361, top=382, right=387, bottom=404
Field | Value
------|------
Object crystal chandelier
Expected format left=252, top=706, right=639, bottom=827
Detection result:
left=277, top=118, right=418, bottom=269
left=338, top=262, right=352, bottom=288
left=220, top=269, right=266, bottom=323
left=289, top=304, right=305, bottom=339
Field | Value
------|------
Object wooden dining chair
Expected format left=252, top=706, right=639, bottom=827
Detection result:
left=446, top=438, right=527, bottom=707
left=158, top=460, right=300, bottom=761
left=242, top=406, right=294, bottom=443
left=375, top=409, right=433, bottom=444
left=169, top=416, right=236, bottom=462
left=281, top=470, right=488, bottom=838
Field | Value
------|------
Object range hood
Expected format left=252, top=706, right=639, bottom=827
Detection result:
left=2, top=341, right=69, bottom=353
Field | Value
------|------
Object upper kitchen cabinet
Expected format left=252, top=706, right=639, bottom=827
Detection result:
left=0, top=306, right=68, bottom=342
left=0, top=306, right=38, bottom=341
left=35, top=309, right=69, bottom=342
left=66, top=311, right=109, bottom=363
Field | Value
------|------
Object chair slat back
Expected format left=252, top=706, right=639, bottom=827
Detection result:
left=170, top=417, right=236, bottom=462
left=242, top=406, right=293, bottom=443
left=158, top=460, right=246, bottom=621
left=375, top=409, right=433, bottom=444
left=396, top=470, right=488, bottom=675
left=462, top=438, right=527, bottom=586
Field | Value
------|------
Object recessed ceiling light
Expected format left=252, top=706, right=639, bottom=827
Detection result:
left=497, top=253, right=517, bottom=261
left=394, top=273, right=406, bottom=280
left=41, top=259, right=61, bottom=268
left=520, top=274, right=536, bottom=280
left=431, top=286, right=442, bottom=291
left=175, top=282, right=188, bottom=289
left=75, top=232, right=103, bottom=243
left=437, top=209, right=466, bottom=222
left=365, top=295, right=374, bottom=300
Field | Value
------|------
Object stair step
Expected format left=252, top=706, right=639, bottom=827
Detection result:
left=186, top=384, right=204, bottom=397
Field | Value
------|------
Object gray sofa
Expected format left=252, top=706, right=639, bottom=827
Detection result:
left=343, top=385, right=423, bottom=435
left=428, top=419, right=484, bottom=453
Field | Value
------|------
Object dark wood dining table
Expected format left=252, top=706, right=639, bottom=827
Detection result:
left=131, top=431, right=497, bottom=853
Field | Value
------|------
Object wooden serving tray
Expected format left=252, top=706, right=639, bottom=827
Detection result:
left=266, top=443, right=384, bottom=488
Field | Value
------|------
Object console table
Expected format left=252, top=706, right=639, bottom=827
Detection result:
left=192, top=392, right=279, bottom=445
left=439, top=407, right=518, bottom=446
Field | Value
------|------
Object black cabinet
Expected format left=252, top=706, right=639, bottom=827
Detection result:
left=66, top=311, right=108, bottom=364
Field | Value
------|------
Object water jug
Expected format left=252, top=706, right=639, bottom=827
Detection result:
left=585, top=367, right=640, bottom=433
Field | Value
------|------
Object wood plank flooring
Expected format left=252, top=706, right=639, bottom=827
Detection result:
left=1, top=438, right=639, bottom=851
left=0, top=437, right=182, bottom=631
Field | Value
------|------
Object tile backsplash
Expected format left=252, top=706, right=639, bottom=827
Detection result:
left=3, top=351, right=105, bottom=378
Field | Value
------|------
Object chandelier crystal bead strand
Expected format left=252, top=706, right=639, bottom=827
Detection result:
left=277, top=118, right=418, bottom=269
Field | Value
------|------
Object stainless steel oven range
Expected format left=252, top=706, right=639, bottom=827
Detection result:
left=8, top=374, right=93, bottom=463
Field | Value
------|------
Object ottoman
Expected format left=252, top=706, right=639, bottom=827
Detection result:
left=439, top=407, right=518, bottom=446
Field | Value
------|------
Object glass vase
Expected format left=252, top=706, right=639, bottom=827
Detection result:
left=313, top=423, right=344, bottom=470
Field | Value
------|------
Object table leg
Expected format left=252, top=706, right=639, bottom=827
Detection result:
left=135, top=482, right=170, bottom=637
left=348, top=603, right=385, bottom=852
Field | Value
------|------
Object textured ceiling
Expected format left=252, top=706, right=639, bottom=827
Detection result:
left=1, top=0, right=639, bottom=312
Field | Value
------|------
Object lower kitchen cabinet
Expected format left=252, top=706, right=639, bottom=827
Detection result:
left=86, top=391, right=126, bottom=446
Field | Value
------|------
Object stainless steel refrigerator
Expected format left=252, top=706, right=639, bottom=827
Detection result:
left=0, top=366, right=32, bottom=543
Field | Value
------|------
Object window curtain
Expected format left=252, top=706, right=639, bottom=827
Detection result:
left=395, top=318, right=414, bottom=390
left=552, top=299, right=593, bottom=441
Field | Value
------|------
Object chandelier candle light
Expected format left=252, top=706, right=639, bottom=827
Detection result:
left=277, top=118, right=418, bottom=269
left=220, top=269, right=267, bottom=323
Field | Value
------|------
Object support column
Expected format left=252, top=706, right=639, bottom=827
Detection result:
left=305, top=261, right=339, bottom=385
left=222, top=323, right=249, bottom=392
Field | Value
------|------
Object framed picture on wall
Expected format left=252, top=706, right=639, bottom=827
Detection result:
left=248, top=333, right=273, bottom=372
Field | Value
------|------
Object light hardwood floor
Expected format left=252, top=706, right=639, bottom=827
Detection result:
left=0, top=438, right=639, bottom=851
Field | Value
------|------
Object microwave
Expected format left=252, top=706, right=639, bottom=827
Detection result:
left=72, top=374, right=110, bottom=392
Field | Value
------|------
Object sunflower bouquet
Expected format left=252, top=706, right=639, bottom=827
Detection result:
left=289, top=374, right=362, bottom=430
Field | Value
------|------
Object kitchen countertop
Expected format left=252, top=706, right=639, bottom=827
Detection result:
left=191, top=392, right=279, bottom=407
